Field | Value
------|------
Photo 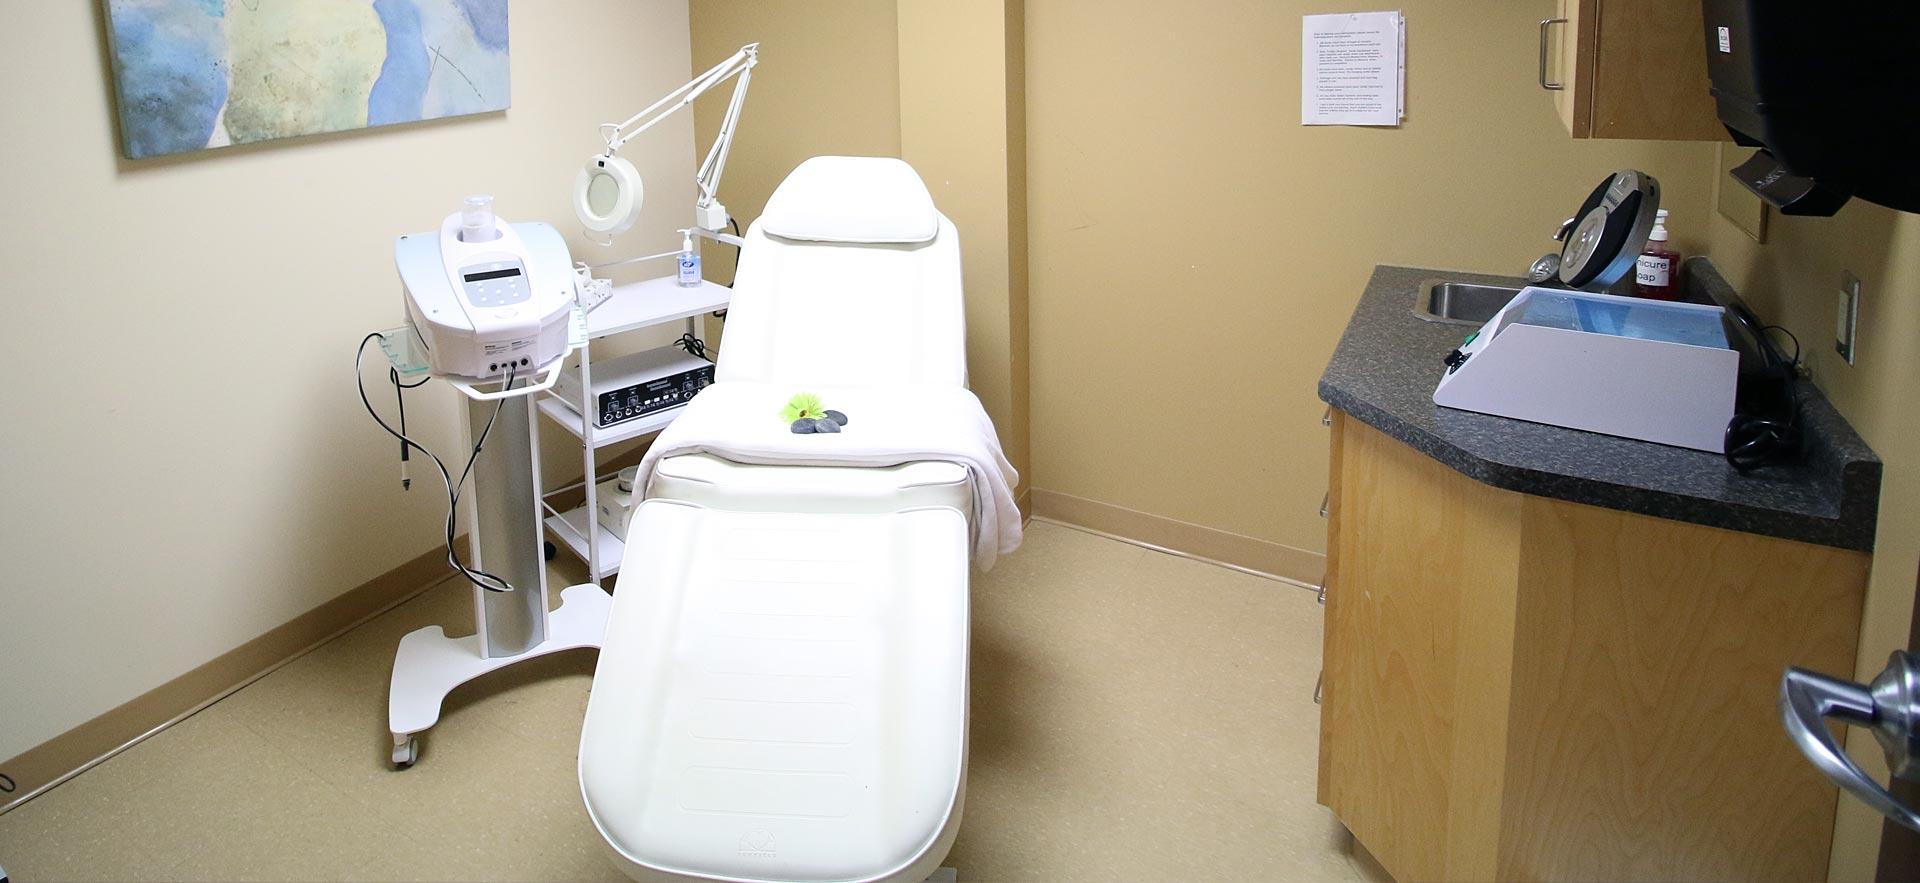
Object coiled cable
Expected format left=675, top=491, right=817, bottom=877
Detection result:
left=356, top=333, right=518, bottom=592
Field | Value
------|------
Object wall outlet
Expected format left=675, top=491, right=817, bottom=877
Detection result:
left=1836, top=271, right=1861, bottom=365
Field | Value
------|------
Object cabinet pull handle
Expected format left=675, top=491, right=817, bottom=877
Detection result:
left=1321, top=406, right=1332, bottom=427
left=1320, top=492, right=1330, bottom=519
left=1314, top=670, right=1324, bottom=705
left=1538, top=18, right=1567, bottom=91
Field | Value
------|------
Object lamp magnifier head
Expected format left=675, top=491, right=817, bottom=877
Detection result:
left=573, top=153, right=644, bottom=237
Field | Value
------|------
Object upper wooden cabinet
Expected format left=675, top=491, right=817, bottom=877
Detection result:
left=1546, top=0, right=1727, bottom=141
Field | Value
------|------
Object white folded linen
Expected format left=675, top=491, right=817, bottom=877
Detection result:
left=634, top=381, right=1023, bottom=569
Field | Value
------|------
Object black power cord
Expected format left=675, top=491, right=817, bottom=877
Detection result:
left=357, top=333, right=518, bottom=593
left=673, top=332, right=712, bottom=361
left=1724, top=324, right=1803, bottom=473
left=391, top=368, right=428, bottom=488
left=727, top=216, right=743, bottom=282
left=1761, top=323, right=1802, bottom=370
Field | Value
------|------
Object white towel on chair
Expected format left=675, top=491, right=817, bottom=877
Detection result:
left=634, top=381, right=1024, bottom=569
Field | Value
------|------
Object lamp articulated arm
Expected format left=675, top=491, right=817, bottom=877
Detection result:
left=598, top=43, right=758, bottom=232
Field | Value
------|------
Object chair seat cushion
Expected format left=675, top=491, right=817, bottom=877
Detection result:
left=580, top=501, right=969, bottom=882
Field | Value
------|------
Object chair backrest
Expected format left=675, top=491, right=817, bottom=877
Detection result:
left=714, top=157, right=966, bottom=389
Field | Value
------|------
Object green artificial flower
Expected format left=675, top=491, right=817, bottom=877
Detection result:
left=780, top=392, right=828, bottom=423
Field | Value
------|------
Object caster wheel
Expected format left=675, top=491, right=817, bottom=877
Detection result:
left=391, top=735, right=419, bottom=769
left=544, top=541, right=557, bottom=561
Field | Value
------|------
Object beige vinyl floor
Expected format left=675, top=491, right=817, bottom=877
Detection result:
left=0, top=521, right=1384, bottom=882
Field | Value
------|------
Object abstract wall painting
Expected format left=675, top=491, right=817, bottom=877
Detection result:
left=103, top=0, right=510, bottom=159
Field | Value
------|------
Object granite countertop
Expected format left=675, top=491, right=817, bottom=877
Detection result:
left=1318, top=262, right=1881, bottom=551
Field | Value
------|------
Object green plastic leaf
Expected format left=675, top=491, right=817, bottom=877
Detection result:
left=780, top=392, right=827, bottom=423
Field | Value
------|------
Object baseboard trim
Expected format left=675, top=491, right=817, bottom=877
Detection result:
left=0, top=544, right=454, bottom=816
left=1030, top=488, right=1326, bottom=590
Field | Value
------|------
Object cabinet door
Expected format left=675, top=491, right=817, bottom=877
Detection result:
left=1549, top=0, right=1596, bottom=137
left=1316, top=415, right=1524, bottom=882
left=1314, top=409, right=1345, bottom=806
left=1548, top=0, right=1726, bottom=141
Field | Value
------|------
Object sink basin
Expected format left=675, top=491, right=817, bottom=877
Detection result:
left=1413, top=279, right=1524, bottom=326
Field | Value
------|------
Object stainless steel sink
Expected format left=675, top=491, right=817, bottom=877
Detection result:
left=1413, top=279, right=1523, bottom=326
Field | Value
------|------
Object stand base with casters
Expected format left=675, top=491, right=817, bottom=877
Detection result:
left=389, top=583, right=612, bottom=768
left=376, top=367, right=611, bottom=770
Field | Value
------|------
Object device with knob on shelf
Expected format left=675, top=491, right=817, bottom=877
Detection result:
left=551, top=344, right=714, bottom=429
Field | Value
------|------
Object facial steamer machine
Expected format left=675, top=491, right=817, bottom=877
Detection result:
left=362, top=46, right=759, bottom=767
left=366, top=196, right=610, bottom=768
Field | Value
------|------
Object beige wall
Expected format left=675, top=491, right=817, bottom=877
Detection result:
left=1026, top=0, right=1718, bottom=570
left=898, top=1, right=1030, bottom=491
left=0, top=2, right=697, bottom=762
left=690, top=0, right=902, bottom=286
left=1700, top=161, right=1920, bottom=881
left=693, top=0, right=1720, bottom=570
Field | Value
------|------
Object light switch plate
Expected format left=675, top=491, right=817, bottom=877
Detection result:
left=1836, top=271, right=1861, bottom=365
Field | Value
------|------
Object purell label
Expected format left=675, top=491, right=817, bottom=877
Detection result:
left=1717, top=26, right=1732, bottom=53
left=1636, top=255, right=1672, bottom=287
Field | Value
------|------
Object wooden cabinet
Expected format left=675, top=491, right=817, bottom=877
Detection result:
left=1318, top=411, right=1870, bottom=881
left=1547, top=0, right=1727, bottom=141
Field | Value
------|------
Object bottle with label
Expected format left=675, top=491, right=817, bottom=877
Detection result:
left=1634, top=209, right=1681, bottom=300
left=676, top=233, right=702, bottom=288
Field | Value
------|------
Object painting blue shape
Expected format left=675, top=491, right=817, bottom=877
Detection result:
left=106, top=2, right=228, bottom=159
left=104, top=0, right=511, bottom=159
left=455, top=0, right=510, bottom=51
left=368, top=0, right=430, bottom=126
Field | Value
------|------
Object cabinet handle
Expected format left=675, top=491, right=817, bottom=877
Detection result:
left=1538, top=18, right=1567, bottom=91
left=1314, top=670, right=1324, bottom=705
left=1320, top=492, right=1330, bottom=519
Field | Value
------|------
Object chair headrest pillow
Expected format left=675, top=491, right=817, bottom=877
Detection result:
left=758, top=156, right=939, bottom=244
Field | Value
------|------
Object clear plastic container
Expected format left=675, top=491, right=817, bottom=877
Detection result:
left=460, top=194, right=499, bottom=243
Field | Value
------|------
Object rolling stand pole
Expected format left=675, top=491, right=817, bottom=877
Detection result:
left=466, top=390, right=549, bottom=656
left=383, top=376, right=612, bottom=768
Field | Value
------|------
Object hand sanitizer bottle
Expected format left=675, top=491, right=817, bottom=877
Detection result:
left=676, top=233, right=702, bottom=287
left=1634, top=210, right=1681, bottom=300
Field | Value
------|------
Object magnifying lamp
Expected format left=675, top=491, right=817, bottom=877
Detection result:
left=572, top=43, right=758, bottom=240
left=575, top=155, right=644, bottom=236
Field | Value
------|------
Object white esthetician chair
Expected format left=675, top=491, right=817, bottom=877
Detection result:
left=578, top=157, right=976, bottom=883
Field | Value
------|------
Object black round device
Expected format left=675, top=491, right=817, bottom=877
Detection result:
left=1559, top=170, right=1661, bottom=290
